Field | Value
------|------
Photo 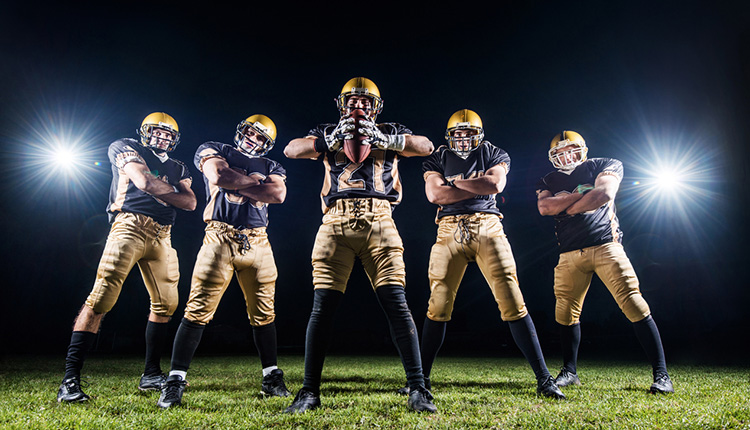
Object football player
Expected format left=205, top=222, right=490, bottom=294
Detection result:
left=399, top=109, right=564, bottom=399
left=536, top=130, right=673, bottom=394
left=57, top=112, right=197, bottom=402
left=157, top=114, right=291, bottom=408
left=282, top=77, right=437, bottom=413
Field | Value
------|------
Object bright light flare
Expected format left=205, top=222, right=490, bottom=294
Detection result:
left=618, top=133, right=723, bottom=232
left=8, top=108, right=110, bottom=211
left=639, top=160, right=696, bottom=196
left=39, top=138, right=95, bottom=175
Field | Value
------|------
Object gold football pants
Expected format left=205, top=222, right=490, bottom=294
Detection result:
left=86, top=212, right=179, bottom=316
left=426, top=213, right=528, bottom=322
left=183, top=221, right=278, bottom=326
left=554, top=242, right=651, bottom=325
left=312, top=198, right=406, bottom=292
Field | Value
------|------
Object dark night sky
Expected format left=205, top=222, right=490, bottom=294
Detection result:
left=1, top=1, right=748, bottom=363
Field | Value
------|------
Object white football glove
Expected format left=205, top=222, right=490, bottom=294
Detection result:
left=358, top=118, right=406, bottom=151
left=324, top=117, right=355, bottom=151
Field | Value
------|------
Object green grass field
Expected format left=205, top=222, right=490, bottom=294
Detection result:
left=1, top=355, right=748, bottom=429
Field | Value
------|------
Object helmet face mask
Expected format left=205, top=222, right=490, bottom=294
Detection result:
left=343, top=95, right=376, bottom=118
left=234, top=115, right=277, bottom=157
left=445, top=109, right=484, bottom=159
left=336, top=77, right=383, bottom=120
left=548, top=131, right=588, bottom=170
left=139, top=112, right=180, bottom=153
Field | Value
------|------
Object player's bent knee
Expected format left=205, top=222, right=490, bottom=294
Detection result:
left=248, top=313, right=276, bottom=326
left=621, top=296, right=651, bottom=322
left=183, top=309, right=215, bottom=325
left=555, top=310, right=580, bottom=326
left=426, top=309, right=452, bottom=322
left=86, top=295, right=116, bottom=314
left=501, top=307, right=528, bottom=322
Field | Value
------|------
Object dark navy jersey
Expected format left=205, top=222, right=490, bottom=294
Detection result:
left=536, top=158, right=624, bottom=253
left=422, top=142, right=509, bottom=220
left=308, top=122, right=411, bottom=212
left=106, top=138, right=192, bottom=226
left=194, top=142, right=286, bottom=229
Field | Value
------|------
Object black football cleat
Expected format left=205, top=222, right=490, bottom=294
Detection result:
left=157, top=375, right=187, bottom=409
left=554, top=368, right=581, bottom=387
left=261, top=369, right=292, bottom=397
left=650, top=373, right=674, bottom=394
left=537, top=376, right=566, bottom=399
left=57, top=377, right=90, bottom=403
left=284, top=388, right=321, bottom=413
left=139, top=373, right=167, bottom=391
left=407, top=386, right=437, bottom=413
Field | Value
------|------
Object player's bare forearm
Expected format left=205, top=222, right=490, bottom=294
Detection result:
left=236, top=180, right=286, bottom=204
left=565, top=188, right=611, bottom=215
left=284, top=137, right=320, bottom=159
left=537, top=191, right=583, bottom=216
left=152, top=180, right=197, bottom=211
left=124, top=162, right=197, bottom=211
left=566, top=175, right=619, bottom=215
left=425, top=174, right=475, bottom=205
left=453, top=165, right=507, bottom=195
left=399, top=135, right=434, bottom=157
left=204, top=159, right=262, bottom=190
left=431, top=186, right=477, bottom=205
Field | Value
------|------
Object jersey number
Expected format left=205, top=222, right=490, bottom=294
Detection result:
left=335, top=150, right=386, bottom=193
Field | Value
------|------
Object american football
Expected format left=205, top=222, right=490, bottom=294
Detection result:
left=343, top=108, right=370, bottom=164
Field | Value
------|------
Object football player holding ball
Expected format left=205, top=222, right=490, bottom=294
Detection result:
left=282, top=77, right=436, bottom=413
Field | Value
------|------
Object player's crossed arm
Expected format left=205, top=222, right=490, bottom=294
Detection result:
left=565, top=173, right=620, bottom=215
left=425, top=172, right=474, bottom=205
left=537, top=173, right=620, bottom=216
left=453, top=164, right=507, bottom=195
left=536, top=189, right=584, bottom=216
left=202, top=157, right=286, bottom=204
left=425, top=164, right=506, bottom=205
left=122, top=161, right=196, bottom=211
left=235, top=174, right=286, bottom=204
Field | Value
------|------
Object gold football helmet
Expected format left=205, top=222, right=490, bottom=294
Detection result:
left=234, top=114, right=277, bottom=157
left=445, top=109, right=484, bottom=159
left=549, top=130, right=588, bottom=170
left=336, top=77, right=384, bottom=119
left=139, top=112, right=180, bottom=153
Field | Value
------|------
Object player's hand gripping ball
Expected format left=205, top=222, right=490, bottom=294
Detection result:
left=343, top=109, right=371, bottom=164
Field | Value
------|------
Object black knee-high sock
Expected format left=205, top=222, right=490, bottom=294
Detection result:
left=375, top=285, right=424, bottom=390
left=421, top=318, right=447, bottom=379
left=253, top=322, right=278, bottom=370
left=632, top=315, right=667, bottom=377
left=170, top=318, right=206, bottom=373
left=302, top=289, right=344, bottom=394
left=508, top=314, right=551, bottom=381
left=144, top=320, right=169, bottom=376
left=63, top=331, right=97, bottom=380
left=560, top=323, right=581, bottom=374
